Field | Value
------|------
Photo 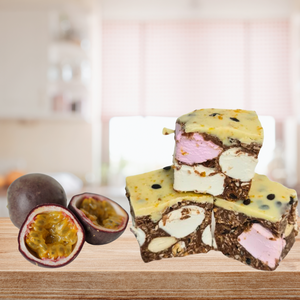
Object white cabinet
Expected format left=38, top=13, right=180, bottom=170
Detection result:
left=0, top=9, right=93, bottom=121
left=47, top=11, right=92, bottom=121
left=0, top=11, right=48, bottom=118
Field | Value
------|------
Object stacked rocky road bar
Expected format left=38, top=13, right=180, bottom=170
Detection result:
left=126, top=109, right=298, bottom=271
left=173, top=109, right=263, bottom=200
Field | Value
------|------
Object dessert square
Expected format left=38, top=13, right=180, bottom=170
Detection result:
left=214, top=173, right=298, bottom=270
left=126, top=167, right=214, bottom=262
left=172, top=108, right=264, bottom=200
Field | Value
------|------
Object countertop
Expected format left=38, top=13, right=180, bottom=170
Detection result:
left=0, top=218, right=299, bottom=299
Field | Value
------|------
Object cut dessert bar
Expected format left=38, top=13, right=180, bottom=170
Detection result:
left=171, top=108, right=264, bottom=200
left=125, top=166, right=214, bottom=263
left=126, top=167, right=298, bottom=270
left=214, top=173, right=298, bottom=271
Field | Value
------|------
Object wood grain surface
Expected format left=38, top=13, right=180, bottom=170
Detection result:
left=0, top=218, right=299, bottom=299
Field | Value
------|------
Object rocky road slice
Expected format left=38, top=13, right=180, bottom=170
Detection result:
left=125, top=167, right=214, bottom=263
left=214, top=173, right=298, bottom=271
left=126, top=168, right=298, bottom=271
left=165, top=108, right=264, bottom=200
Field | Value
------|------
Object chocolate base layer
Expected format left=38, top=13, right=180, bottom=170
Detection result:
left=282, top=229, right=297, bottom=260
left=133, top=201, right=213, bottom=263
left=214, top=206, right=298, bottom=271
left=288, top=201, right=298, bottom=225
left=214, top=203, right=296, bottom=238
left=222, top=176, right=251, bottom=200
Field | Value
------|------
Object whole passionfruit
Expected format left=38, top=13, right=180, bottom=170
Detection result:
left=18, top=204, right=85, bottom=268
left=68, top=193, right=128, bottom=245
left=7, top=173, right=67, bottom=228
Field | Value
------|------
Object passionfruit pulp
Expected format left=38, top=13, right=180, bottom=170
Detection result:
left=18, top=204, right=85, bottom=268
left=68, top=193, right=129, bottom=245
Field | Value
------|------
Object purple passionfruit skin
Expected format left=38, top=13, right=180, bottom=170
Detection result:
left=68, top=192, right=129, bottom=245
left=7, top=173, right=67, bottom=228
left=18, top=204, right=85, bottom=268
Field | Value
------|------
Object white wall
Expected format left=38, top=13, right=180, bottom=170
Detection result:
left=101, top=0, right=294, bottom=21
left=0, top=120, right=93, bottom=181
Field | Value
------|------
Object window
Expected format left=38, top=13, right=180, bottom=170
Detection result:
left=108, top=116, right=176, bottom=186
left=108, top=115, right=275, bottom=187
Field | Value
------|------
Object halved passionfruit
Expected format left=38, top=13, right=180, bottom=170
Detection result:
left=18, top=204, right=85, bottom=268
left=68, top=193, right=128, bottom=245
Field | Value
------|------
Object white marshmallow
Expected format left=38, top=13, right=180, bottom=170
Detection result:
left=130, top=226, right=146, bottom=246
left=219, top=147, right=257, bottom=182
left=159, top=205, right=205, bottom=238
left=212, top=238, right=217, bottom=249
left=202, top=225, right=213, bottom=246
left=211, top=210, right=217, bottom=249
left=173, top=163, right=225, bottom=196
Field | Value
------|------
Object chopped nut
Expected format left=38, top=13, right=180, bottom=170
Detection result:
left=148, top=237, right=177, bottom=253
left=172, top=241, right=186, bottom=257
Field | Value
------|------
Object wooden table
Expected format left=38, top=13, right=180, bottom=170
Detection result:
left=0, top=218, right=299, bottom=299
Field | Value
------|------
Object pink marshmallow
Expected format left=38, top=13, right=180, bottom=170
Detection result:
left=238, top=223, right=286, bottom=269
left=175, top=123, right=222, bottom=165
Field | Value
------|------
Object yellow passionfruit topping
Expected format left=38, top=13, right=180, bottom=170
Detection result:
left=79, top=197, right=124, bottom=229
left=25, top=211, right=78, bottom=260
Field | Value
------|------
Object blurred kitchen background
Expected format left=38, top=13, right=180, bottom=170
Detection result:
left=0, top=0, right=300, bottom=217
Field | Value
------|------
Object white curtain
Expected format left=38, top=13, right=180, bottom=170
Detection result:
left=102, top=20, right=291, bottom=120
